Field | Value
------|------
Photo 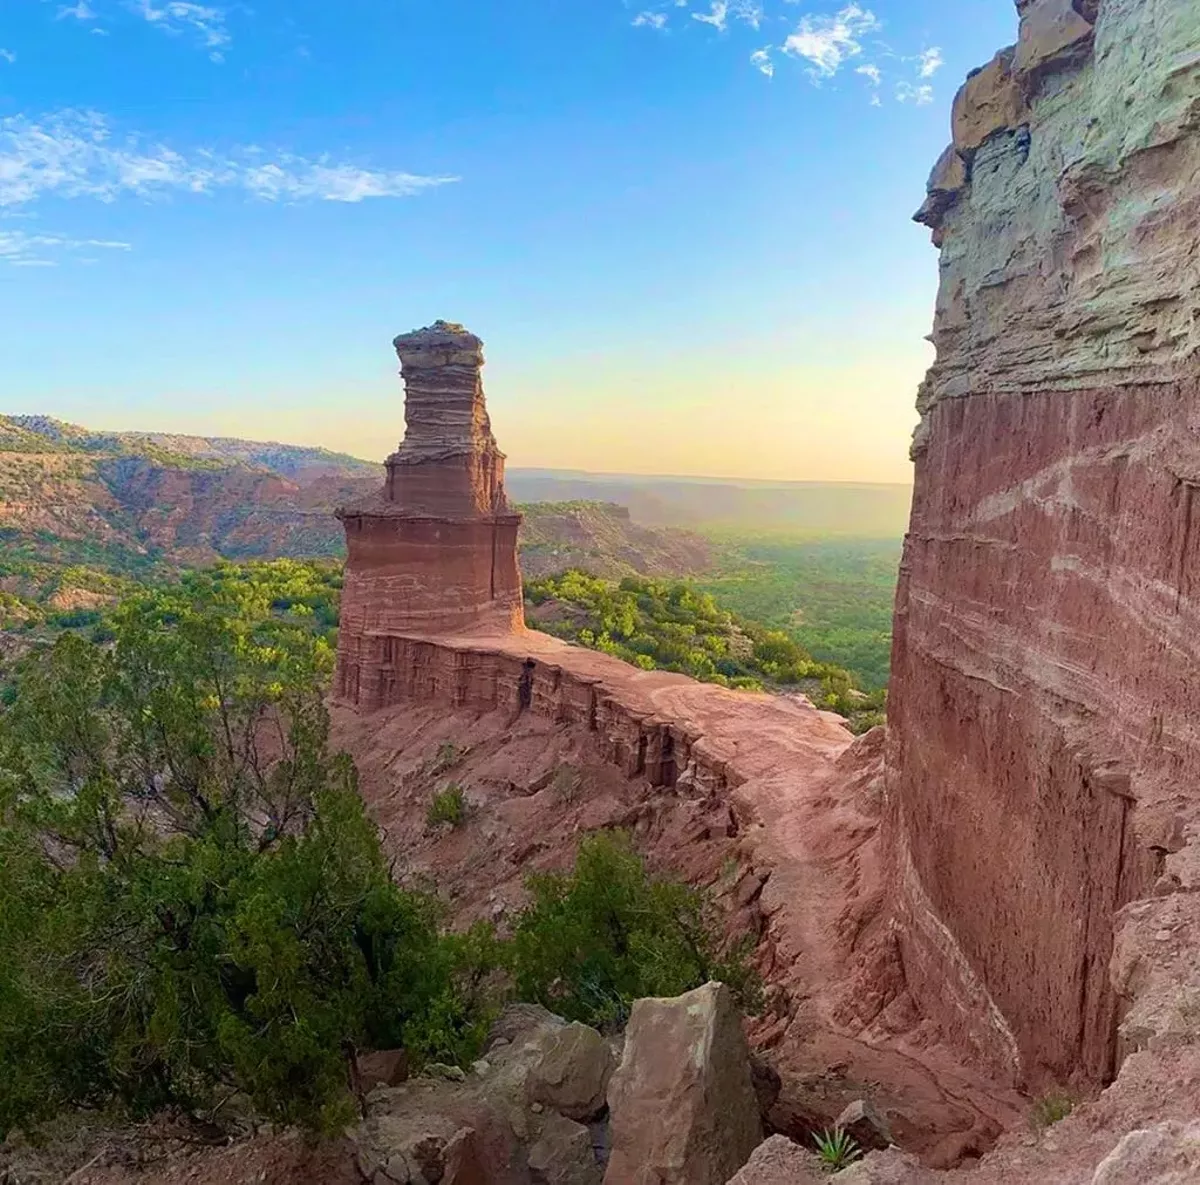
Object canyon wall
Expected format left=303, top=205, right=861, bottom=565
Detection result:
left=336, top=322, right=525, bottom=705
left=893, top=0, right=1200, bottom=1092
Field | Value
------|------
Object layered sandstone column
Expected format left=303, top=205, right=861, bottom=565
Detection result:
left=335, top=322, right=524, bottom=708
left=890, top=0, right=1200, bottom=1092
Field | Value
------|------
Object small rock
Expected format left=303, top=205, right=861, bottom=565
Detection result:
left=383, top=1153, right=413, bottom=1183
left=357, top=1147, right=383, bottom=1180
left=426, top=1063, right=468, bottom=1083
left=473, top=1060, right=492, bottom=1077
left=528, top=1112, right=603, bottom=1185
left=358, top=1049, right=411, bottom=1093
left=836, top=1100, right=893, bottom=1153
left=531, top=1102, right=545, bottom=1114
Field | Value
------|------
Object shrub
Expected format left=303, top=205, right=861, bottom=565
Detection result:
left=0, top=573, right=498, bottom=1138
left=427, top=784, right=468, bottom=829
left=1030, top=1090, right=1074, bottom=1131
left=509, top=831, right=761, bottom=1029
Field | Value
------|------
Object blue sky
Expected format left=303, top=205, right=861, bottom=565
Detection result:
left=0, top=0, right=1016, bottom=482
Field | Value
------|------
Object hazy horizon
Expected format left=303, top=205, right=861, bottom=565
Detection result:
left=1, top=1, right=1016, bottom=485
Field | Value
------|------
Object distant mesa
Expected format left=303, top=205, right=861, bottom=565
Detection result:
left=334, top=322, right=525, bottom=707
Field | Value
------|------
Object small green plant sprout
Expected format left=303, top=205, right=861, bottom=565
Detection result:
left=428, top=740, right=464, bottom=775
left=813, top=1128, right=863, bottom=1173
left=427, top=783, right=468, bottom=829
left=1030, top=1090, right=1074, bottom=1131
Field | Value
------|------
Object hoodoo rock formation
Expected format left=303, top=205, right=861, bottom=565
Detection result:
left=335, top=322, right=524, bottom=707
left=331, top=330, right=1030, bottom=1165
left=895, top=0, right=1200, bottom=1101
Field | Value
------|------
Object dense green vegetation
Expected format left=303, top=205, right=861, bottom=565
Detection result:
left=0, top=566, right=501, bottom=1135
left=525, top=570, right=885, bottom=731
left=0, top=562, right=750, bottom=1138
left=511, top=831, right=759, bottom=1030
left=697, top=536, right=901, bottom=691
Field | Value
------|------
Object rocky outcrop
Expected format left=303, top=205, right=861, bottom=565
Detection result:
left=525, top=1023, right=614, bottom=1123
left=725, top=1136, right=826, bottom=1185
left=604, top=982, right=763, bottom=1185
left=354, top=1004, right=606, bottom=1185
left=895, top=0, right=1200, bottom=1096
left=335, top=323, right=524, bottom=705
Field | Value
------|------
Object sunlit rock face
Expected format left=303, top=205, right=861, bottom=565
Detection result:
left=893, top=0, right=1200, bottom=1091
left=335, top=322, right=525, bottom=708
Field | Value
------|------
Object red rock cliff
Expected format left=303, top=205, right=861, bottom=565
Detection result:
left=891, top=0, right=1200, bottom=1093
left=335, top=322, right=525, bottom=707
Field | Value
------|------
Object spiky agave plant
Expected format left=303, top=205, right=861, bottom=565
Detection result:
left=813, top=1128, right=864, bottom=1173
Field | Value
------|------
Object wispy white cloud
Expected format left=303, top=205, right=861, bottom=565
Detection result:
left=0, top=110, right=457, bottom=209
left=57, top=0, right=98, bottom=20
left=692, top=2, right=728, bottom=30
left=0, top=49, right=15, bottom=64
left=896, top=81, right=934, bottom=105
left=782, top=3, right=879, bottom=77
left=691, top=0, right=762, bottom=33
left=622, top=1, right=941, bottom=106
left=129, top=0, right=230, bottom=60
left=917, top=46, right=943, bottom=78
left=750, top=47, right=773, bottom=77
left=0, top=230, right=131, bottom=268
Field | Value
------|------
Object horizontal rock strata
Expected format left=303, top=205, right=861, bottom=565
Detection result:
left=336, top=322, right=524, bottom=696
left=895, top=0, right=1200, bottom=1093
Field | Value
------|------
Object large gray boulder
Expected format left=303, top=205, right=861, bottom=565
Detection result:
left=604, top=982, right=763, bottom=1185
left=526, top=1022, right=615, bottom=1123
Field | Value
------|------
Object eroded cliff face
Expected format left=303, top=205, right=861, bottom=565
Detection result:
left=894, top=0, right=1200, bottom=1093
left=336, top=322, right=525, bottom=705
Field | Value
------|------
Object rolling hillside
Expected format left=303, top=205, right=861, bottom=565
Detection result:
left=0, top=418, right=714, bottom=629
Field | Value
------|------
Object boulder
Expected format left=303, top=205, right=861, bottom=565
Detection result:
left=527, top=1022, right=615, bottom=1123
left=836, top=1099, right=893, bottom=1152
left=355, top=1081, right=527, bottom=1185
left=358, top=1049, right=411, bottom=1094
left=528, top=1112, right=603, bottom=1185
left=1092, top=1121, right=1200, bottom=1184
left=604, top=982, right=763, bottom=1185
left=838, top=1149, right=933, bottom=1183
left=725, top=1135, right=826, bottom=1184
left=490, top=1004, right=567, bottom=1048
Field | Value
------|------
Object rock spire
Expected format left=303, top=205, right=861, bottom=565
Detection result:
left=334, top=323, right=524, bottom=708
